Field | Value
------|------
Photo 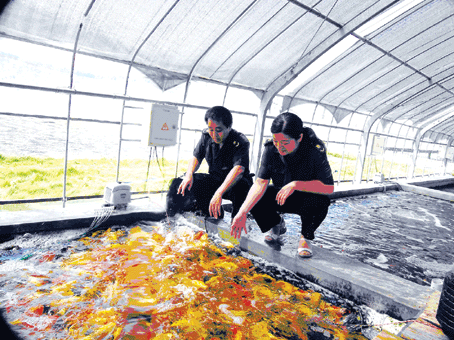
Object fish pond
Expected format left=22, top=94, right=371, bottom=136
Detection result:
left=0, top=220, right=371, bottom=340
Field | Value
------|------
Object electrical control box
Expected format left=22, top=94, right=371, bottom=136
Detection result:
left=144, top=104, right=180, bottom=146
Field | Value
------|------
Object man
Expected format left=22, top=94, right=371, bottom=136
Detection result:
left=166, top=106, right=252, bottom=220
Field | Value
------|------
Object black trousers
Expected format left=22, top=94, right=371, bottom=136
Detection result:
left=250, top=185, right=330, bottom=240
left=166, top=173, right=252, bottom=219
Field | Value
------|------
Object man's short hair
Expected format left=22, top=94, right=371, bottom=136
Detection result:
left=204, top=106, right=233, bottom=128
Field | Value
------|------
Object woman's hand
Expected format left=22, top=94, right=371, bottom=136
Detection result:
left=209, top=191, right=223, bottom=218
left=177, top=175, right=193, bottom=196
left=276, top=182, right=296, bottom=205
left=230, top=212, right=248, bottom=239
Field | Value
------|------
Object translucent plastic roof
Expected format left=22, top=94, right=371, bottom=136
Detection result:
left=1, top=0, right=454, bottom=136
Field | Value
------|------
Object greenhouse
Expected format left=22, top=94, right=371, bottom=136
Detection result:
left=0, top=0, right=454, bottom=339
left=1, top=0, right=454, bottom=202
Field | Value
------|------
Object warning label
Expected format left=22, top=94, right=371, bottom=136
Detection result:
left=161, top=123, right=169, bottom=131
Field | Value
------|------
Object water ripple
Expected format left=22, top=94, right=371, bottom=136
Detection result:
left=280, top=191, right=454, bottom=286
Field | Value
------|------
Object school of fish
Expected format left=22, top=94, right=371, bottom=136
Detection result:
left=3, top=225, right=367, bottom=340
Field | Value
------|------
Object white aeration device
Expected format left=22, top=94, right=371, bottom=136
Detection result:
left=103, top=182, right=131, bottom=209
left=373, top=173, right=384, bottom=184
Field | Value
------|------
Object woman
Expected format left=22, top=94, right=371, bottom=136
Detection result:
left=230, top=112, right=334, bottom=258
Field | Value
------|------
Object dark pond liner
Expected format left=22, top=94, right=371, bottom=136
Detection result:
left=431, top=184, right=454, bottom=194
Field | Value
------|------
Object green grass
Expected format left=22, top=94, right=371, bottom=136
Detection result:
left=0, top=152, right=447, bottom=203
left=0, top=154, right=208, bottom=201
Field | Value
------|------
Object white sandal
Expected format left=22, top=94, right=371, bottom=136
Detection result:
left=264, top=217, right=286, bottom=242
left=297, top=237, right=313, bottom=258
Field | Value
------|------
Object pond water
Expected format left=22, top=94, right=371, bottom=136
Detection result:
left=0, top=221, right=370, bottom=340
left=273, top=190, right=454, bottom=286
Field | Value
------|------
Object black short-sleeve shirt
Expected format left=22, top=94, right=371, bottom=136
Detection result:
left=257, top=139, right=333, bottom=190
left=193, top=128, right=250, bottom=181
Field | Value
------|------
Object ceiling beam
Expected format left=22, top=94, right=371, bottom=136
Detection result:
left=249, top=0, right=401, bottom=174
left=286, top=0, right=342, bottom=28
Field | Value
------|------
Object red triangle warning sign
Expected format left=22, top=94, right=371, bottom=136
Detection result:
left=161, top=123, right=169, bottom=131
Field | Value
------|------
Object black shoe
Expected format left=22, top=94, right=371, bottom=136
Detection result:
left=166, top=206, right=177, bottom=218
left=165, top=195, right=180, bottom=217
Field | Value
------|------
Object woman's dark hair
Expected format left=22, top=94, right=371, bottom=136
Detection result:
left=204, top=106, right=233, bottom=128
left=271, top=112, right=325, bottom=148
left=271, top=112, right=304, bottom=140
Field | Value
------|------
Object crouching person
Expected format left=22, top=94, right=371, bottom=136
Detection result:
left=166, top=106, right=253, bottom=220
left=230, top=112, right=334, bottom=258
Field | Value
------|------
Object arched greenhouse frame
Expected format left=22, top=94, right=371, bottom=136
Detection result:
left=1, top=0, right=453, bottom=206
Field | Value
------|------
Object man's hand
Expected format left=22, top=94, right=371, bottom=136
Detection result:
left=177, top=175, right=193, bottom=196
left=209, top=191, right=223, bottom=218
left=230, top=212, right=248, bottom=239
left=276, top=182, right=296, bottom=205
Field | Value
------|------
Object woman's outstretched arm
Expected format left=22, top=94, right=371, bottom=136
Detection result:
left=230, top=178, right=269, bottom=239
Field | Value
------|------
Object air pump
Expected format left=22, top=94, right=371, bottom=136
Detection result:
left=103, top=182, right=131, bottom=210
